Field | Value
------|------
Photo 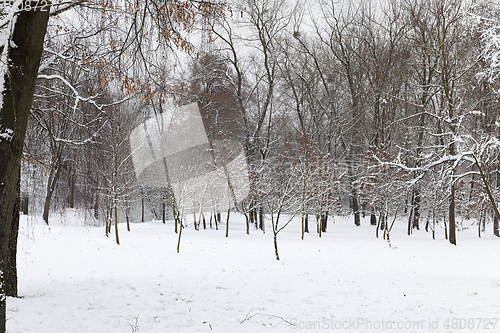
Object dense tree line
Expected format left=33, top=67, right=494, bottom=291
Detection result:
left=1, top=0, right=500, bottom=329
left=179, top=0, right=500, bottom=246
left=0, top=1, right=224, bottom=331
left=18, top=0, right=500, bottom=248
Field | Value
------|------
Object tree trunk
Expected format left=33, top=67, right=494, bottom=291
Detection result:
left=69, top=174, right=75, bottom=208
left=352, top=188, right=360, bottom=226
left=478, top=212, right=483, bottom=238
left=494, top=216, right=499, bottom=237
left=273, top=233, right=280, bottom=260
left=5, top=170, right=20, bottom=298
left=21, top=197, right=28, bottom=215
left=444, top=216, right=448, bottom=240
left=259, top=206, right=264, bottom=233
left=225, top=208, right=230, bottom=237
left=126, top=207, right=130, bottom=232
left=253, top=205, right=258, bottom=229
left=193, top=209, right=198, bottom=231
left=301, top=213, right=304, bottom=240
left=105, top=207, right=109, bottom=237
left=376, top=211, right=382, bottom=238
left=177, top=217, right=183, bottom=253
left=317, top=214, right=321, bottom=237
left=449, top=183, right=456, bottom=245
left=412, top=187, right=421, bottom=230
left=321, top=212, right=328, bottom=233
left=408, top=190, right=414, bottom=236
left=249, top=201, right=255, bottom=228
left=162, top=203, right=165, bottom=224
left=43, top=165, right=62, bottom=225
left=141, top=196, right=145, bottom=222
left=174, top=207, right=179, bottom=233
left=370, top=208, right=377, bottom=226
left=114, top=201, right=119, bottom=245
left=0, top=5, right=50, bottom=331
left=304, top=213, right=309, bottom=233
left=432, top=216, right=436, bottom=240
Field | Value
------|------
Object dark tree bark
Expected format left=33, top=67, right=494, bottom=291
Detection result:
left=0, top=4, right=50, bottom=331
left=273, top=233, right=280, bottom=260
left=259, top=206, right=264, bottom=232
left=5, top=168, right=20, bottom=298
left=162, top=203, right=166, bottom=224
left=370, top=207, right=377, bottom=226
left=42, top=164, right=62, bottom=224
left=174, top=207, right=179, bottom=233
left=69, top=174, right=75, bottom=208
left=141, top=196, right=145, bottom=222
left=407, top=193, right=413, bottom=236
left=495, top=216, right=500, bottom=237
left=321, top=212, right=328, bottom=233
left=253, top=205, right=258, bottom=229
left=126, top=206, right=130, bottom=232
left=352, top=188, right=360, bottom=226
left=94, top=198, right=99, bottom=219
left=304, top=213, right=309, bottom=233
left=21, top=197, right=28, bottom=215
left=225, top=208, right=230, bottom=237
left=249, top=203, right=255, bottom=227
left=449, top=183, right=457, bottom=245
left=412, top=188, right=421, bottom=230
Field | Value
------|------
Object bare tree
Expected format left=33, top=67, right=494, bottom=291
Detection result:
left=0, top=1, right=225, bottom=331
left=356, top=145, right=410, bottom=240
left=312, top=0, right=372, bottom=226
left=0, top=2, right=50, bottom=328
left=210, top=0, right=297, bottom=229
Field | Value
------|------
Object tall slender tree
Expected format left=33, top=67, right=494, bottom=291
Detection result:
left=0, top=2, right=50, bottom=330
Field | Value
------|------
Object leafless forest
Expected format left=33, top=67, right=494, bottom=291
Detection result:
left=20, top=0, right=500, bottom=245
left=1, top=0, right=500, bottom=331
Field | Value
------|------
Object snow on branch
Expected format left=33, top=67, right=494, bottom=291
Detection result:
left=0, top=0, right=23, bottom=109
left=0, top=128, right=13, bottom=142
left=480, top=25, right=500, bottom=83
left=37, top=73, right=134, bottom=111
left=468, top=7, right=500, bottom=85
left=38, top=74, right=91, bottom=111
left=372, top=150, right=475, bottom=183
left=35, top=73, right=133, bottom=145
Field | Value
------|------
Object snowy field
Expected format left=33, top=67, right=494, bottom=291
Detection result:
left=7, top=211, right=500, bottom=333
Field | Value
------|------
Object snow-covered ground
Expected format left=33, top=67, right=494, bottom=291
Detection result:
left=7, top=211, right=500, bottom=332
